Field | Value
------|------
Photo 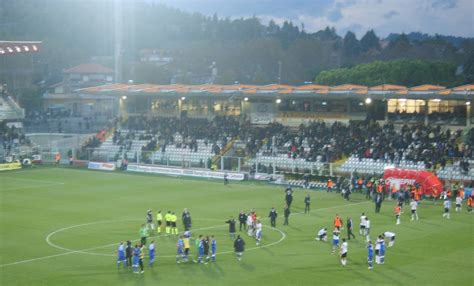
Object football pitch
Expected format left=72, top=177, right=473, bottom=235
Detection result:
left=0, top=167, right=472, bottom=286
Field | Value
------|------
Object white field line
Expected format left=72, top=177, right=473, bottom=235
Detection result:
left=1, top=176, right=65, bottom=191
left=1, top=182, right=65, bottom=192
left=0, top=201, right=369, bottom=267
left=48, top=224, right=285, bottom=258
left=1, top=219, right=285, bottom=267
left=45, top=221, right=231, bottom=257
left=0, top=250, right=82, bottom=267
left=1, top=176, right=65, bottom=185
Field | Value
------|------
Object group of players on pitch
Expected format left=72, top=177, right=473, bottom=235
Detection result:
left=116, top=207, right=250, bottom=273
left=315, top=187, right=472, bottom=270
left=315, top=213, right=395, bottom=269
left=116, top=183, right=473, bottom=273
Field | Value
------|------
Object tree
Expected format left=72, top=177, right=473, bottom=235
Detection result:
left=360, top=30, right=381, bottom=52
left=267, top=20, right=280, bottom=35
left=343, top=31, right=361, bottom=55
left=388, top=33, right=410, bottom=49
left=279, top=21, right=300, bottom=48
left=463, top=50, right=474, bottom=83
left=314, top=59, right=463, bottom=87
left=2, top=0, right=471, bottom=90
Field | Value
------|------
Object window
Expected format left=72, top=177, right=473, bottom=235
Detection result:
left=387, top=99, right=425, bottom=114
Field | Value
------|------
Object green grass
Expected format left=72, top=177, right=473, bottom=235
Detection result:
left=0, top=167, right=473, bottom=286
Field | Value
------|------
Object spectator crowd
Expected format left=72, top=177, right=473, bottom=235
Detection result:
left=84, top=115, right=473, bottom=173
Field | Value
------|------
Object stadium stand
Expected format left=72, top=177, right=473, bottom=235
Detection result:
left=92, top=130, right=149, bottom=161
left=78, top=113, right=473, bottom=184
left=338, top=155, right=426, bottom=174
left=0, top=122, right=28, bottom=153
left=151, top=134, right=219, bottom=166
left=86, top=116, right=235, bottom=166
left=437, top=159, right=474, bottom=181
left=0, top=96, right=24, bottom=121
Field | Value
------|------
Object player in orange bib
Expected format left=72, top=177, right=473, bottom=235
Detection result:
left=394, top=205, right=401, bottom=225
left=334, top=214, right=343, bottom=230
left=391, top=185, right=398, bottom=200
left=54, top=153, right=61, bottom=166
left=327, top=179, right=334, bottom=192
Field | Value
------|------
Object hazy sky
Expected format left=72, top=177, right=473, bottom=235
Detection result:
left=154, top=0, right=474, bottom=38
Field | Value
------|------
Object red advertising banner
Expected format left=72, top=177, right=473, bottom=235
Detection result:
left=384, top=168, right=443, bottom=196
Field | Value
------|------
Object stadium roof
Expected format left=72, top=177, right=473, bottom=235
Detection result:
left=0, top=41, right=41, bottom=56
left=369, top=84, right=407, bottom=91
left=75, top=83, right=474, bottom=100
left=410, top=84, right=445, bottom=91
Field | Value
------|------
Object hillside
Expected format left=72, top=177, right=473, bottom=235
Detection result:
left=1, top=0, right=473, bottom=86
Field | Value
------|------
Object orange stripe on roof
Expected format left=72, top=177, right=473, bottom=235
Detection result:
left=451, top=84, right=474, bottom=91
left=331, top=84, right=368, bottom=90
left=257, top=84, right=293, bottom=90
left=294, top=84, right=328, bottom=90
left=77, top=83, right=474, bottom=96
left=141, top=84, right=188, bottom=92
left=279, top=89, right=294, bottom=94
left=410, top=84, right=445, bottom=91
left=242, top=88, right=258, bottom=93
left=395, top=90, right=409, bottom=95
left=316, top=89, right=329, bottom=94
left=437, top=89, right=451, bottom=95
left=221, top=84, right=258, bottom=90
left=369, top=84, right=407, bottom=91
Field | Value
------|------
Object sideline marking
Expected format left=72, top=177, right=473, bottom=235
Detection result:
left=0, top=176, right=65, bottom=192
left=1, top=183, right=65, bottom=192
left=1, top=176, right=65, bottom=185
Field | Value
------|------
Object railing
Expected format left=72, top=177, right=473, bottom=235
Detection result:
left=9, top=146, right=471, bottom=183
left=6, top=96, right=25, bottom=118
left=251, top=154, right=333, bottom=176
left=211, top=138, right=236, bottom=165
left=38, top=147, right=331, bottom=174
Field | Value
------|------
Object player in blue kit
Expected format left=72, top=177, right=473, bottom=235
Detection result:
left=132, top=244, right=140, bottom=273
left=197, top=238, right=205, bottom=264
left=211, top=235, right=217, bottom=262
left=148, top=241, right=155, bottom=266
left=378, top=236, right=385, bottom=265
left=367, top=241, right=374, bottom=270
left=117, top=242, right=126, bottom=268
left=176, top=236, right=185, bottom=264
